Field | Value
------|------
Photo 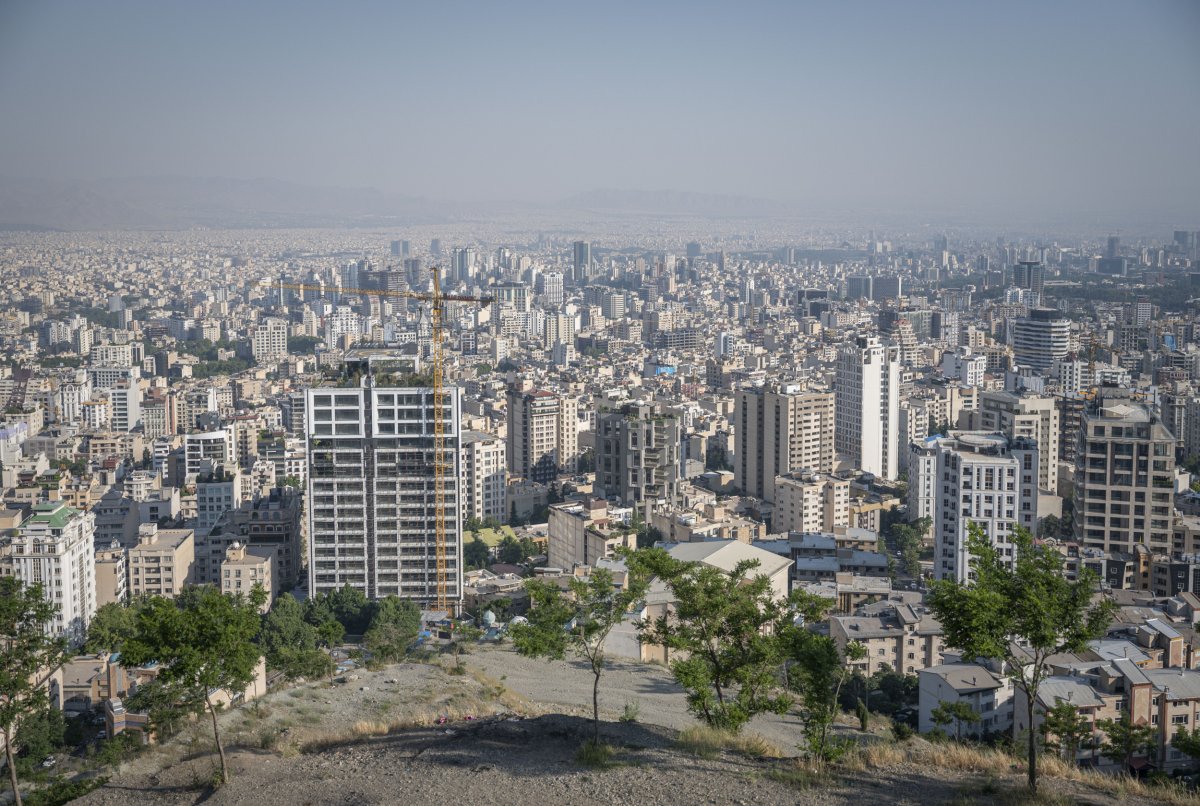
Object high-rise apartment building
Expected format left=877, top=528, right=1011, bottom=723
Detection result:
left=1013, top=309, right=1070, bottom=373
left=836, top=336, right=901, bottom=479
left=965, top=391, right=1060, bottom=492
left=9, top=501, right=97, bottom=644
left=306, top=380, right=462, bottom=604
left=185, top=429, right=238, bottom=477
left=251, top=317, right=290, bottom=364
left=595, top=401, right=681, bottom=512
left=506, top=388, right=577, bottom=483
left=735, top=385, right=835, bottom=501
left=460, top=431, right=507, bottom=524
left=931, top=433, right=1040, bottom=583
left=1073, top=395, right=1175, bottom=557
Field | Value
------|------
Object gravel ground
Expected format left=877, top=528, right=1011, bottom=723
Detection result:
left=71, top=646, right=1177, bottom=806
left=463, top=644, right=810, bottom=754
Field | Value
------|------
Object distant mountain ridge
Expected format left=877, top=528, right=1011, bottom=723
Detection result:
left=559, top=188, right=792, bottom=217
left=0, top=176, right=463, bottom=230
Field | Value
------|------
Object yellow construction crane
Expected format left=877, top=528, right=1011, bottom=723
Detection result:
left=267, top=273, right=493, bottom=613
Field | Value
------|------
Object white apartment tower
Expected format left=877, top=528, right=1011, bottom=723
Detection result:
left=460, top=431, right=507, bottom=524
left=306, top=382, right=463, bottom=605
left=836, top=336, right=901, bottom=479
left=933, top=432, right=1040, bottom=583
left=11, top=501, right=97, bottom=644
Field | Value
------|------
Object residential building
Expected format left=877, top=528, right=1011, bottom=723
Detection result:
left=126, top=523, right=194, bottom=598
left=547, top=498, right=637, bottom=570
left=1073, top=394, right=1176, bottom=558
left=185, top=429, right=238, bottom=477
left=1012, top=308, right=1070, bottom=372
left=772, top=472, right=850, bottom=534
left=221, top=542, right=275, bottom=611
left=506, top=388, right=577, bottom=483
left=251, top=317, right=290, bottom=364
left=836, top=336, right=901, bottom=478
left=94, top=540, right=127, bottom=607
left=965, top=390, right=1060, bottom=492
left=595, top=401, right=681, bottom=512
left=9, top=501, right=97, bottom=644
left=830, top=602, right=945, bottom=676
left=918, top=662, right=1013, bottom=738
left=460, top=431, right=507, bottom=525
left=933, top=432, right=1040, bottom=582
left=306, top=380, right=463, bottom=605
left=735, top=384, right=835, bottom=500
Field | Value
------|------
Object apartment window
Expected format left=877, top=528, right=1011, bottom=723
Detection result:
left=1173, top=714, right=1189, bottom=725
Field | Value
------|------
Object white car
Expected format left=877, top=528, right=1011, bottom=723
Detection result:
left=41, top=757, right=57, bottom=768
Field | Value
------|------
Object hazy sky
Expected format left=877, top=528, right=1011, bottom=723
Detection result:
left=1, top=0, right=1198, bottom=219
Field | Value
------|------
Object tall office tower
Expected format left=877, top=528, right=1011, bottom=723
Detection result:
left=572, top=241, right=592, bottom=284
left=1106, top=235, right=1121, bottom=259
left=976, top=255, right=990, bottom=274
left=735, top=384, right=836, bottom=502
left=686, top=241, right=701, bottom=261
left=772, top=472, right=850, bottom=534
left=538, top=271, right=564, bottom=307
left=594, top=401, right=681, bottom=512
left=835, top=336, right=901, bottom=479
left=251, top=317, right=290, bottom=364
left=1012, top=309, right=1071, bottom=373
left=10, top=501, right=97, bottom=644
left=872, top=276, right=903, bottom=301
left=305, top=380, right=462, bottom=604
left=460, top=431, right=507, bottom=524
left=965, top=391, right=1060, bottom=491
left=430, top=238, right=442, bottom=258
left=506, top=388, right=577, bottom=484
left=403, top=257, right=424, bottom=287
left=1013, top=260, right=1045, bottom=298
left=109, top=381, right=142, bottom=432
left=845, top=274, right=873, bottom=300
left=933, top=432, right=1040, bottom=582
left=390, top=240, right=403, bottom=257
left=452, top=247, right=477, bottom=284
left=1073, top=395, right=1175, bottom=558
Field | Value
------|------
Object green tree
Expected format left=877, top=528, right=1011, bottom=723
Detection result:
left=1097, top=714, right=1157, bottom=771
left=362, top=596, right=421, bottom=663
left=448, top=622, right=484, bottom=671
left=258, top=593, right=331, bottom=681
left=0, top=578, right=67, bottom=806
left=12, top=707, right=66, bottom=774
left=1039, top=514, right=1061, bottom=538
left=927, top=524, right=1115, bottom=792
left=119, top=587, right=265, bottom=785
left=780, top=592, right=865, bottom=764
left=511, top=564, right=650, bottom=745
left=464, top=536, right=491, bottom=570
left=855, top=698, right=870, bottom=732
left=629, top=548, right=792, bottom=733
left=85, top=600, right=142, bottom=655
left=930, top=700, right=980, bottom=742
left=1039, top=700, right=1092, bottom=763
left=1172, top=725, right=1200, bottom=767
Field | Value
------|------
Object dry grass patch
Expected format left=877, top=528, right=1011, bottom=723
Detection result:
left=675, top=725, right=785, bottom=760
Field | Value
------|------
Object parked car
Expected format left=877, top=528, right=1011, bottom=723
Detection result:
left=41, top=756, right=57, bottom=768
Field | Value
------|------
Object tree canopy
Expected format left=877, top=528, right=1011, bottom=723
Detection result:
left=927, top=524, right=1114, bottom=792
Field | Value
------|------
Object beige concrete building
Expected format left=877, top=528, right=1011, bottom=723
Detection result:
left=965, top=390, right=1060, bottom=492
left=830, top=602, right=945, bottom=676
left=735, top=384, right=835, bottom=501
left=506, top=388, right=578, bottom=483
left=547, top=498, right=637, bottom=570
left=1073, top=395, right=1176, bottom=557
left=127, top=524, right=194, bottom=598
left=220, top=541, right=275, bottom=611
left=94, top=540, right=127, bottom=607
left=772, top=472, right=849, bottom=534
